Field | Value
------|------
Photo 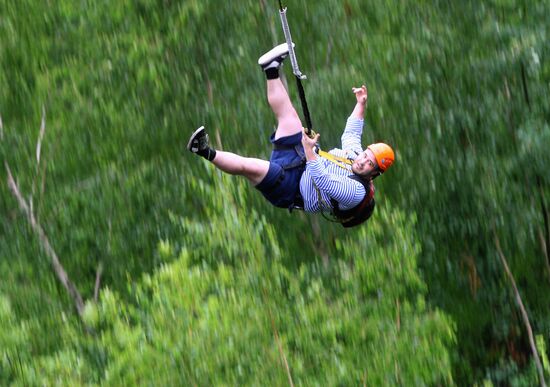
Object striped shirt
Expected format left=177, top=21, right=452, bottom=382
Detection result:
left=300, top=116, right=367, bottom=213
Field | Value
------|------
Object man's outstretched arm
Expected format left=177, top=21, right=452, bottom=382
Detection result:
left=341, top=85, right=368, bottom=153
left=351, top=85, right=367, bottom=119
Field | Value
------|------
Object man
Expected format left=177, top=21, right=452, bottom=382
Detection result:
left=187, top=43, right=394, bottom=227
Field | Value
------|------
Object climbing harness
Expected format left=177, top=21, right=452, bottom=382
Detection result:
left=312, top=150, right=376, bottom=227
left=310, top=172, right=376, bottom=227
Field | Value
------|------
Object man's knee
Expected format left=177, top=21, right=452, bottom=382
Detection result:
left=244, top=158, right=269, bottom=185
left=276, top=116, right=302, bottom=137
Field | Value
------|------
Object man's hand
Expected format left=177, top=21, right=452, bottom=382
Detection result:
left=353, top=85, right=368, bottom=106
left=301, top=129, right=320, bottom=161
left=351, top=84, right=367, bottom=119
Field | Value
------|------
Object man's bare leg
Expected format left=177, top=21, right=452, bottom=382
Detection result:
left=187, top=127, right=269, bottom=185
left=211, top=151, right=269, bottom=185
left=187, top=44, right=302, bottom=186
left=266, top=78, right=303, bottom=140
left=258, top=43, right=303, bottom=140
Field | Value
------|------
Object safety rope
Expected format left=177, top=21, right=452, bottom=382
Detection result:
left=278, top=1, right=313, bottom=135
left=278, top=7, right=304, bottom=79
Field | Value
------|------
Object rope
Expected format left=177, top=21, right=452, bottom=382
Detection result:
left=279, top=7, right=304, bottom=79
left=277, top=2, right=313, bottom=134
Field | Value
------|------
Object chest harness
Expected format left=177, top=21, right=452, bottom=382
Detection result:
left=315, top=151, right=376, bottom=227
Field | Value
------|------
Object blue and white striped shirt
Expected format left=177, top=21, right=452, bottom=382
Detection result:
left=300, top=116, right=367, bottom=213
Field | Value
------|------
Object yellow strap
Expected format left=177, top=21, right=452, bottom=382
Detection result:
left=317, top=150, right=353, bottom=171
left=304, top=127, right=353, bottom=171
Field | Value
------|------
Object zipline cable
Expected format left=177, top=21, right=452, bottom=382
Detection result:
left=278, top=1, right=313, bottom=135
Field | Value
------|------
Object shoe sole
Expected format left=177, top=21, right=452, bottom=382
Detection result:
left=258, top=42, right=295, bottom=66
left=187, top=125, right=205, bottom=151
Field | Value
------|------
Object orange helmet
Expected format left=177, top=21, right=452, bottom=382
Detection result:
left=367, top=143, right=395, bottom=172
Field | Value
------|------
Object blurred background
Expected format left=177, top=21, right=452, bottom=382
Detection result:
left=1, top=0, right=549, bottom=384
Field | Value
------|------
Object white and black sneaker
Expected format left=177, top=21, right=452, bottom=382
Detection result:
left=187, top=126, right=216, bottom=161
left=187, top=126, right=208, bottom=152
left=258, top=43, right=294, bottom=70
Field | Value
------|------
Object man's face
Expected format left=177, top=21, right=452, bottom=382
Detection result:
left=352, top=149, right=378, bottom=177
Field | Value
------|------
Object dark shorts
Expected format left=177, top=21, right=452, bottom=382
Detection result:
left=255, top=132, right=305, bottom=209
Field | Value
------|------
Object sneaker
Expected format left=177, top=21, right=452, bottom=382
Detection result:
left=258, top=42, right=295, bottom=70
left=187, top=125, right=209, bottom=153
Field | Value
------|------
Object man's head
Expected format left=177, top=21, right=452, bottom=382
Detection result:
left=352, top=143, right=394, bottom=179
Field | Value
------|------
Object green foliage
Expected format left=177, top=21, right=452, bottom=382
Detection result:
left=96, top=175, right=453, bottom=385
left=0, top=294, right=30, bottom=384
left=1, top=174, right=455, bottom=385
left=537, top=335, right=550, bottom=379
left=1, top=0, right=549, bottom=384
left=173, top=173, right=454, bottom=384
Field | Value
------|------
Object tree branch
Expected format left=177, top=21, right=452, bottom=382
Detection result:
left=311, top=217, right=329, bottom=268
left=536, top=175, right=550, bottom=283
left=94, top=262, right=103, bottom=303
left=494, top=233, right=547, bottom=387
left=269, top=312, right=294, bottom=387
left=396, top=298, right=401, bottom=331
left=263, top=288, right=294, bottom=387
left=325, top=36, right=333, bottom=69
left=35, top=106, right=46, bottom=167
left=520, top=61, right=531, bottom=111
left=32, top=106, right=47, bottom=222
left=5, top=162, right=85, bottom=317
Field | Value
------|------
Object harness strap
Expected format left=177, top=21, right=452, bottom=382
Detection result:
left=273, top=143, right=302, bottom=152
left=317, top=150, right=353, bottom=164
left=283, top=158, right=306, bottom=170
left=271, top=142, right=306, bottom=211
left=312, top=179, right=332, bottom=211
left=317, top=150, right=354, bottom=171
